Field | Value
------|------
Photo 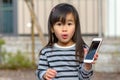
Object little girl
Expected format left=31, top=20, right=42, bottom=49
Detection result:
left=36, top=3, right=98, bottom=80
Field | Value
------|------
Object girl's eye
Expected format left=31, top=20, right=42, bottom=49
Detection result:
left=68, top=23, right=72, bottom=26
left=56, top=22, right=62, bottom=26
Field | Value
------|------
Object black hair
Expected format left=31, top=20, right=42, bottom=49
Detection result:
left=42, top=3, right=86, bottom=62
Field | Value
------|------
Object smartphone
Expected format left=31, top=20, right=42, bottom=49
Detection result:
left=84, top=38, right=102, bottom=63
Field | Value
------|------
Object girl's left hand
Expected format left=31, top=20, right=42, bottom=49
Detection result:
left=92, top=53, right=98, bottom=64
left=84, top=48, right=99, bottom=64
left=83, top=48, right=99, bottom=70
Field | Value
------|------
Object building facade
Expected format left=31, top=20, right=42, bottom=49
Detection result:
left=0, top=0, right=120, bottom=38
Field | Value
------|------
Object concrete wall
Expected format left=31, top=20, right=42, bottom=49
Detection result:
left=2, top=36, right=120, bottom=72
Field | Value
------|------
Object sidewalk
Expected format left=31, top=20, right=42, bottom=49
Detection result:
left=0, top=69, right=120, bottom=80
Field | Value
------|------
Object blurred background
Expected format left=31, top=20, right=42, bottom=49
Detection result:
left=0, top=0, right=120, bottom=80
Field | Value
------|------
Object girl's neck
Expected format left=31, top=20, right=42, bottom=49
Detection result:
left=57, top=41, right=75, bottom=47
left=54, top=43, right=75, bottom=49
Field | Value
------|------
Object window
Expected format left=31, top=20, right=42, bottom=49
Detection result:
left=0, top=0, right=13, bottom=34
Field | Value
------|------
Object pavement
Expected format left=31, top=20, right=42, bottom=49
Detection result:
left=0, top=69, right=120, bottom=80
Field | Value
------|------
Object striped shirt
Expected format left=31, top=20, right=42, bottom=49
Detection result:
left=36, top=43, right=93, bottom=80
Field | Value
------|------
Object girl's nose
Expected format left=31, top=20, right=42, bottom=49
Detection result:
left=62, top=25, right=67, bottom=32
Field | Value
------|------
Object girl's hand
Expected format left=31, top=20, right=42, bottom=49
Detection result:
left=84, top=48, right=88, bottom=56
left=92, top=53, right=98, bottom=64
left=84, top=48, right=99, bottom=64
left=43, top=68, right=57, bottom=80
left=84, top=48, right=99, bottom=70
left=84, top=48, right=92, bottom=70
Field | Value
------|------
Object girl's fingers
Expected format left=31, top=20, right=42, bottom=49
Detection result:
left=95, top=53, right=98, bottom=57
left=45, top=73, right=55, bottom=80
left=46, top=73, right=55, bottom=79
left=45, top=76, right=52, bottom=80
left=84, top=48, right=88, bottom=55
left=92, top=53, right=99, bottom=64
left=92, top=61, right=96, bottom=64
left=48, top=69, right=57, bottom=74
left=94, top=53, right=98, bottom=60
left=44, top=69, right=57, bottom=79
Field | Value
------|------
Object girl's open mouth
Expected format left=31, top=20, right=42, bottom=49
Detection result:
left=62, top=34, right=68, bottom=39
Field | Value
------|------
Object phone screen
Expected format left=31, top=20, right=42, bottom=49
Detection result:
left=85, top=41, right=100, bottom=60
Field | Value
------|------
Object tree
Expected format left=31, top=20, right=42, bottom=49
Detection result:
left=24, top=0, right=47, bottom=64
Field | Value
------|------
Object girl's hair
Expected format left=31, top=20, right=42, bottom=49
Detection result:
left=44, top=3, right=86, bottom=62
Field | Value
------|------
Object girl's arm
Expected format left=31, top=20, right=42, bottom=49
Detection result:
left=36, top=50, right=48, bottom=80
left=78, top=63, right=93, bottom=80
left=78, top=49, right=98, bottom=80
left=36, top=49, right=57, bottom=80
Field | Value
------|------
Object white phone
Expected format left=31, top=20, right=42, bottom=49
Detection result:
left=84, top=38, right=103, bottom=63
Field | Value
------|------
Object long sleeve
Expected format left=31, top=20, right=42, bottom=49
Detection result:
left=36, top=50, right=48, bottom=80
left=78, top=63, right=93, bottom=80
left=36, top=45, right=94, bottom=80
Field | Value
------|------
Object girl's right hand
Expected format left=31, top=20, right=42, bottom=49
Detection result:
left=43, top=68, right=57, bottom=80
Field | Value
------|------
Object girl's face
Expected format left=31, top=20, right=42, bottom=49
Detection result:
left=52, top=13, right=75, bottom=46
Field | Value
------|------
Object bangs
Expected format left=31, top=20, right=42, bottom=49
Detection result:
left=50, top=5, right=75, bottom=26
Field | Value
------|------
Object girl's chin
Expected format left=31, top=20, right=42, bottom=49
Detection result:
left=58, top=40, right=73, bottom=45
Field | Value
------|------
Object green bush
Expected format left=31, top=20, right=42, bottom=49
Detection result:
left=0, top=39, right=5, bottom=53
left=0, top=51, right=36, bottom=69
left=0, top=39, right=5, bottom=46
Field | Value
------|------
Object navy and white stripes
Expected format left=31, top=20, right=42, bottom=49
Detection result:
left=36, top=43, right=93, bottom=80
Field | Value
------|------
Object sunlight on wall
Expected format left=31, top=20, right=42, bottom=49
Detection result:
left=106, top=0, right=120, bottom=37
